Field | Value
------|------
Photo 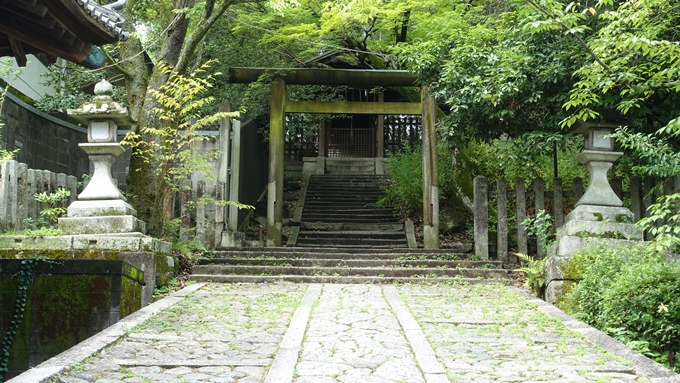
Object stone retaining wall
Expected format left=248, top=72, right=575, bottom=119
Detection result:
left=0, top=259, right=144, bottom=380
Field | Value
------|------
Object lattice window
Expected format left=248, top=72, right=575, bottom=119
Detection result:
left=384, top=115, right=422, bottom=154
left=327, top=128, right=375, bottom=158
left=285, top=124, right=318, bottom=161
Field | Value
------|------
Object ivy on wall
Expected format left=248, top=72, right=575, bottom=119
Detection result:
left=0, top=257, right=41, bottom=382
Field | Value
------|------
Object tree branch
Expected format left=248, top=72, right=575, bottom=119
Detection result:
left=104, top=49, right=130, bottom=78
left=175, top=0, right=261, bottom=75
left=526, top=0, right=612, bottom=74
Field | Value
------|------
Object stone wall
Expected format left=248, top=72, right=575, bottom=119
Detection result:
left=0, top=91, right=89, bottom=178
left=0, top=259, right=144, bottom=379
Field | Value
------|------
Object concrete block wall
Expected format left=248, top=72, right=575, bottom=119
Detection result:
left=0, top=92, right=89, bottom=178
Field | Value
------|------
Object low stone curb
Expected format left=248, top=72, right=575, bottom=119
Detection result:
left=6, top=283, right=206, bottom=383
left=264, top=283, right=322, bottom=383
left=383, top=285, right=448, bottom=383
left=509, top=286, right=679, bottom=382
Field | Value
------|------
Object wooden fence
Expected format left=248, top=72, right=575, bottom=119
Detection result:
left=174, top=179, right=229, bottom=248
left=473, top=175, right=680, bottom=261
left=0, top=160, right=225, bottom=247
left=0, top=160, right=78, bottom=231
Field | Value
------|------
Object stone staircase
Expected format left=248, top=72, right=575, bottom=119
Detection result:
left=190, top=247, right=511, bottom=284
left=289, top=174, right=409, bottom=248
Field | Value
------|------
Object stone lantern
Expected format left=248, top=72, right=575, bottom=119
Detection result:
left=58, top=80, right=145, bottom=235
left=544, top=120, right=642, bottom=305
left=571, top=122, right=623, bottom=207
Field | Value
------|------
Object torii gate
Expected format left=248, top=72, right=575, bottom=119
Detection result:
left=228, top=68, right=439, bottom=249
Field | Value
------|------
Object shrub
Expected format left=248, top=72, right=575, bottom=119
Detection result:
left=566, top=243, right=680, bottom=371
left=380, top=145, right=454, bottom=220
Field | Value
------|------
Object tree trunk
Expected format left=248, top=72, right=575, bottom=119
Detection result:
left=118, top=0, right=252, bottom=237
left=118, top=0, right=195, bottom=233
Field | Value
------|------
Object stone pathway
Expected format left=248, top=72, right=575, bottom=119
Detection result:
left=25, top=282, right=679, bottom=383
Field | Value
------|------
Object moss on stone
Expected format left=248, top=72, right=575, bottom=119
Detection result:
left=154, top=255, right=178, bottom=287
left=0, top=249, right=123, bottom=261
left=553, top=280, right=578, bottom=313
left=120, top=276, right=142, bottom=318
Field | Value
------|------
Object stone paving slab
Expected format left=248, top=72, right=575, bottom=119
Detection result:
left=293, top=284, right=426, bottom=383
left=10, top=282, right=680, bottom=383
left=398, top=283, right=677, bottom=383
left=50, top=283, right=306, bottom=383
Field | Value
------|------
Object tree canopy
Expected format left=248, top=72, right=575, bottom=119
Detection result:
left=25, top=0, right=680, bottom=232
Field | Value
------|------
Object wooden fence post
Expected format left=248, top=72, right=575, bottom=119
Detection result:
left=473, top=176, right=488, bottom=260
left=66, top=175, right=78, bottom=205
left=0, top=161, right=10, bottom=230
left=16, top=163, right=27, bottom=229
left=630, top=176, right=643, bottom=223
left=496, top=178, right=508, bottom=263
left=516, top=178, right=528, bottom=255
left=643, top=176, right=654, bottom=240
left=196, top=180, right=206, bottom=245
left=214, top=181, right=225, bottom=248
left=573, top=177, right=583, bottom=204
left=7, top=161, right=18, bottom=229
left=553, top=178, right=564, bottom=229
left=180, top=180, right=192, bottom=241
left=26, top=169, right=37, bottom=222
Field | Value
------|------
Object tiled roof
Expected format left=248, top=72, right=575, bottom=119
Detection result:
left=76, top=0, right=130, bottom=41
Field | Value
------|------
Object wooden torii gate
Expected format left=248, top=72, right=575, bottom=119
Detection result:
left=228, top=68, right=439, bottom=249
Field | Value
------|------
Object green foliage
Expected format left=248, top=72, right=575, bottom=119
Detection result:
left=122, top=60, right=251, bottom=239
left=154, top=278, right=180, bottom=295
left=637, top=193, right=680, bottom=253
left=522, top=209, right=555, bottom=253
left=380, top=144, right=454, bottom=219
left=34, top=188, right=71, bottom=226
left=566, top=243, right=680, bottom=371
left=34, top=62, right=126, bottom=113
left=611, top=127, right=680, bottom=178
left=612, top=124, right=679, bottom=253
left=456, top=133, right=586, bottom=188
left=552, top=0, right=680, bottom=129
left=514, top=252, right=546, bottom=298
left=0, top=257, right=43, bottom=381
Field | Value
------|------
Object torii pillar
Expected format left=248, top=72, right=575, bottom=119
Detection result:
left=267, top=78, right=286, bottom=246
left=422, top=87, right=439, bottom=249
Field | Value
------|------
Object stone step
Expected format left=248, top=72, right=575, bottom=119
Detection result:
left=301, top=213, right=398, bottom=220
left=191, top=265, right=508, bottom=278
left=305, top=191, right=385, bottom=197
left=190, top=274, right=508, bottom=284
left=297, top=230, right=405, bottom=239
left=302, top=201, right=383, bottom=207
left=210, top=252, right=472, bottom=263
left=306, top=185, right=384, bottom=190
left=209, top=248, right=474, bottom=259
left=301, top=208, right=395, bottom=214
left=295, top=238, right=408, bottom=247
left=305, top=195, right=383, bottom=201
left=197, top=258, right=502, bottom=269
left=300, top=222, right=404, bottom=231
left=300, top=217, right=401, bottom=224
left=296, top=240, right=408, bottom=250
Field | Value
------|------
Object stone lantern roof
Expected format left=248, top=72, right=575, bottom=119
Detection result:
left=68, top=80, right=133, bottom=126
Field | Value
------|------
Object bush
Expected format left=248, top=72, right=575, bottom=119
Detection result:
left=566, top=243, right=680, bottom=371
left=380, top=145, right=454, bottom=220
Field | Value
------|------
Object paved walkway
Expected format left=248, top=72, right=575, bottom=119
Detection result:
left=12, top=283, right=679, bottom=383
